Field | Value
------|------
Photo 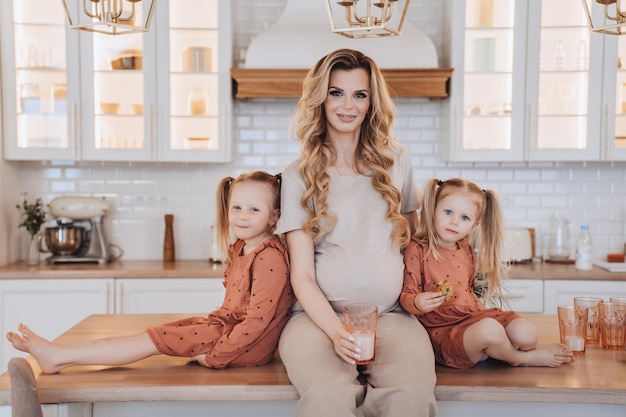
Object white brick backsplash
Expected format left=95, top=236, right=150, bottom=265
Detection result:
left=10, top=0, right=626, bottom=262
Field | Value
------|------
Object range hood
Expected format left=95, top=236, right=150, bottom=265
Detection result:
left=231, top=0, right=452, bottom=99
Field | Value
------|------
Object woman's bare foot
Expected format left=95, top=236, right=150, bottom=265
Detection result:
left=6, top=323, right=63, bottom=374
left=515, top=343, right=574, bottom=367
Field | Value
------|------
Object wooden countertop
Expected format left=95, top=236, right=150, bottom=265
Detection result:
left=0, top=260, right=625, bottom=281
left=0, top=313, right=625, bottom=405
left=0, top=260, right=226, bottom=279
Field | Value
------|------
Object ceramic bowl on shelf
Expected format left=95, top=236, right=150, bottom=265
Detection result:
left=100, top=102, right=120, bottom=114
left=132, top=104, right=143, bottom=115
left=110, top=49, right=142, bottom=70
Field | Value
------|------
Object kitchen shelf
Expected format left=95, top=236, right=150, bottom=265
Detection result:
left=230, top=68, right=453, bottom=99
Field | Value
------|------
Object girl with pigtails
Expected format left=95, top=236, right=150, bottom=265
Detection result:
left=7, top=171, right=295, bottom=374
left=400, top=177, right=574, bottom=368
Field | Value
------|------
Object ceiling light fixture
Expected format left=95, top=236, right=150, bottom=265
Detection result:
left=60, top=0, right=156, bottom=35
left=582, top=0, right=626, bottom=35
left=326, top=0, right=410, bottom=38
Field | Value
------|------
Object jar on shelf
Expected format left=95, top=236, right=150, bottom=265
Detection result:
left=19, top=83, right=41, bottom=114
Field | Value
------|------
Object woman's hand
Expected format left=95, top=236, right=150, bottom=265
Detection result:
left=332, top=325, right=362, bottom=365
left=413, top=291, right=445, bottom=314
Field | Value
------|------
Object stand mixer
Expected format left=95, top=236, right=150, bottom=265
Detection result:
left=41, top=196, right=122, bottom=264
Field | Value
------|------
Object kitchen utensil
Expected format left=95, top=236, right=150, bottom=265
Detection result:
left=547, top=212, right=571, bottom=260
left=574, top=297, right=601, bottom=344
left=557, top=304, right=587, bottom=354
left=40, top=225, right=85, bottom=256
left=181, top=46, right=212, bottom=72
left=187, top=88, right=208, bottom=115
left=19, top=83, right=40, bottom=114
left=110, top=49, right=142, bottom=70
left=598, top=302, right=626, bottom=349
left=43, top=196, right=122, bottom=264
left=343, top=303, right=378, bottom=365
left=501, top=228, right=533, bottom=263
left=100, top=102, right=120, bottom=114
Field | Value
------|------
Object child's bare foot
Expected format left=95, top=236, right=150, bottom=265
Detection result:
left=516, top=343, right=574, bottom=367
left=6, top=323, right=63, bottom=374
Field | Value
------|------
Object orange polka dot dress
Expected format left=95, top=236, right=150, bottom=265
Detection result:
left=400, top=239, right=521, bottom=368
left=147, top=237, right=295, bottom=369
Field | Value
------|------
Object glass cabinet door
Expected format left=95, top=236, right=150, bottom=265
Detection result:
left=80, top=11, right=153, bottom=161
left=605, top=35, right=626, bottom=160
left=444, top=0, right=525, bottom=161
left=1, top=0, right=79, bottom=160
left=444, top=0, right=606, bottom=162
left=155, top=0, right=232, bottom=163
left=525, top=0, right=603, bottom=160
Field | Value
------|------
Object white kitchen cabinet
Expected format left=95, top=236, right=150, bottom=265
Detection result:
left=543, top=279, right=626, bottom=314
left=443, top=0, right=619, bottom=162
left=501, top=278, right=543, bottom=313
left=0, top=0, right=80, bottom=160
left=115, top=278, right=225, bottom=314
left=1, top=0, right=232, bottom=163
left=0, top=279, right=114, bottom=373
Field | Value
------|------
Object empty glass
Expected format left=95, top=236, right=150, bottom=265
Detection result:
left=598, top=302, right=626, bottom=350
left=574, top=297, right=601, bottom=344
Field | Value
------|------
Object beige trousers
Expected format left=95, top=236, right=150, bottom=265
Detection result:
left=278, top=310, right=438, bottom=417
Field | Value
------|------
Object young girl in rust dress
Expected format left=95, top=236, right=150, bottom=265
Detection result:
left=400, top=178, right=574, bottom=368
left=6, top=171, right=295, bottom=374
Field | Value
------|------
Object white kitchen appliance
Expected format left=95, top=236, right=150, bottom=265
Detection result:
left=501, top=228, right=534, bottom=264
left=42, top=196, right=122, bottom=264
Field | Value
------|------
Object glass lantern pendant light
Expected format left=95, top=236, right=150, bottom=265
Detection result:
left=582, top=0, right=626, bottom=35
left=60, top=0, right=156, bottom=35
left=326, top=0, right=410, bottom=38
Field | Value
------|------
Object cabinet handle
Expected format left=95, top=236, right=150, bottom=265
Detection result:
left=118, top=282, right=124, bottom=314
left=454, top=103, right=461, bottom=159
left=70, top=101, right=78, bottom=159
left=147, top=103, right=155, bottom=160
left=605, top=101, right=612, bottom=159
left=504, top=294, right=526, bottom=300
left=527, top=104, right=536, bottom=159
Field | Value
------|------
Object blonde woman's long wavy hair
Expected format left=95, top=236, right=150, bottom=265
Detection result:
left=291, top=48, right=410, bottom=247
left=416, top=178, right=507, bottom=300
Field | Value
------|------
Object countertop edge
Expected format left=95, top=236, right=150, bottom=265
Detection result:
left=1, top=260, right=625, bottom=281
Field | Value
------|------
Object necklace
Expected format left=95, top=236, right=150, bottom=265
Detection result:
left=333, top=162, right=358, bottom=176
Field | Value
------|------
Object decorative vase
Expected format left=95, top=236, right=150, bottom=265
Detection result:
left=26, top=233, right=40, bottom=266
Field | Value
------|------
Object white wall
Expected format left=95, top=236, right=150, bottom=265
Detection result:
left=7, top=0, right=626, bottom=262
left=0, top=64, right=21, bottom=266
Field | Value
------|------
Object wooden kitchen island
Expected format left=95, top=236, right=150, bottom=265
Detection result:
left=0, top=313, right=625, bottom=417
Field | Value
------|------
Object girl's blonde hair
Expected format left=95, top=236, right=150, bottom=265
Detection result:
left=416, top=177, right=506, bottom=300
left=291, top=48, right=410, bottom=247
left=215, top=171, right=282, bottom=257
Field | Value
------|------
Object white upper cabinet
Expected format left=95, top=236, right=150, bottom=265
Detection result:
left=0, top=0, right=80, bottom=161
left=1, top=0, right=232, bottom=163
left=443, top=0, right=623, bottom=162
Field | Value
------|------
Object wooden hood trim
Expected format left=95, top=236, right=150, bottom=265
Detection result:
left=231, top=68, right=453, bottom=99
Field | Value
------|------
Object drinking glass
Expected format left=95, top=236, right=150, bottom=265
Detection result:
left=557, top=305, right=587, bottom=354
left=574, top=297, right=601, bottom=344
left=598, top=302, right=626, bottom=350
left=343, top=303, right=378, bottom=365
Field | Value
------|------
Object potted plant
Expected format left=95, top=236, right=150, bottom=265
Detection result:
left=16, top=193, right=47, bottom=265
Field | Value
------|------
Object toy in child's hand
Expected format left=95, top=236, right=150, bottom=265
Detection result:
left=436, top=280, right=454, bottom=301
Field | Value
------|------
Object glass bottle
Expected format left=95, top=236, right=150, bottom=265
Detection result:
left=548, top=212, right=570, bottom=260
left=575, top=225, right=593, bottom=271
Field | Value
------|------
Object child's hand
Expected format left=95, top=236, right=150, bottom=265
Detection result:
left=413, top=292, right=445, bottom=314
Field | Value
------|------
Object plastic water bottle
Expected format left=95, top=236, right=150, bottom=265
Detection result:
left=575, top=225, right=593, bottom=271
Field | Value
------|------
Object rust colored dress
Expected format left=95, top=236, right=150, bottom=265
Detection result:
left=400, top=239, right=521, bottom=368
left=147, top=237, right=295, bottom=369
